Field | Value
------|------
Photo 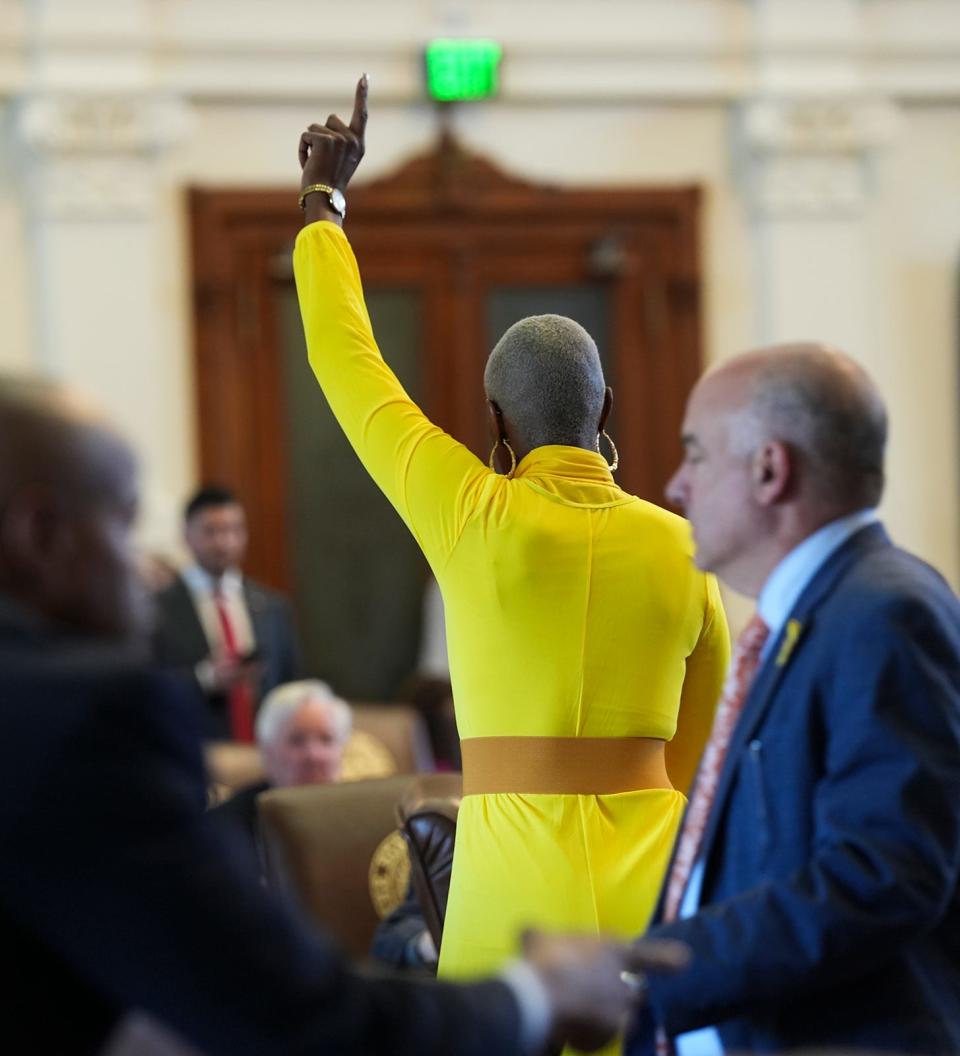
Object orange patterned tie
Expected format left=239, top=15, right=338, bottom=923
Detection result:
left=655, top=613, right=769, bottom=1056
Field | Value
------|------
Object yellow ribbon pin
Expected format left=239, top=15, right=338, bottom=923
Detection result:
left=774, top=618, right=804, bottom=667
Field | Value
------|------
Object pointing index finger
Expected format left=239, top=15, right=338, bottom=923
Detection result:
left=349, top=73, right=369, bottom=138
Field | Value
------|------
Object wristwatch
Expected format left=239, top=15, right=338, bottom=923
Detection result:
left=299, top=183, right=347, bottom=218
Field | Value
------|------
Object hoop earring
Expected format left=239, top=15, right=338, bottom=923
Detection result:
left=597, top=429, right=619, bottom=472
left=488, top=437, right=517, bottom=478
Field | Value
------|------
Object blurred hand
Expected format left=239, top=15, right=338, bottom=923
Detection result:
left=523, top=931, right=688, bottom=1053
left=208, top=655, right=262, bottom=692
left=414, top=929, right=438, bottom=966
left=298, top=75, right=368, bottom=221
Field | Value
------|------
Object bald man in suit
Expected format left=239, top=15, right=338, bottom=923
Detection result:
left=629, top=345, right=960, bottom=1055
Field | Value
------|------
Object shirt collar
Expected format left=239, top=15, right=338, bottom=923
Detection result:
left=513, top=445, right=615, bottom=485
left=758, top=508, right=879, bottom=646
left=182, top=564, right=244, bottom=597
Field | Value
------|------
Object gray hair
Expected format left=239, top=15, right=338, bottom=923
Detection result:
left=730, top=345, right=888, bottom=510
left=483, top=315, right=606, bottom=449
left=255, top=680, right=352, bottom=747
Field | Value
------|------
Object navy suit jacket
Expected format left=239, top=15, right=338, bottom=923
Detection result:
left=630, top=524, right=960, bottom=1055
left=153, top=573, right=302, bottom=739
left=0, top=608, right=521, bottom=1056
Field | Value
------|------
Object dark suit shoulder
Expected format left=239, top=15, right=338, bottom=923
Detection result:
left=151, top=576, right=211, bottom=673
left=819, top=543, right=960, bottom=644
left=208, top=780, right=271, bottom=853
left=243, top=578, right=291, bottom=611
left=852, top=541, right=956, bottom=597
left=154, top=573, right=193, bottom=610
left=0, top=641, right=191, bottom=718
left=0, top=644, right=206, bottom=835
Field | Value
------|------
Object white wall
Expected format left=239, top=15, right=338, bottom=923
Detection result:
left=867, top=106, right=960, bottom=583
left=2, top=0, right=960, bottom=608
left=0, top=102, right=33, bottom=373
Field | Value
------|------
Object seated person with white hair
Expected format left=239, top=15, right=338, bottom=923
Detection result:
left=210, top=678, right=351, bottom=850
left=212, top=677, right=439, bottom=972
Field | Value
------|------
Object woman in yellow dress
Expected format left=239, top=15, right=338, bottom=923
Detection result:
left=294, top=80, right=729, bottom=1054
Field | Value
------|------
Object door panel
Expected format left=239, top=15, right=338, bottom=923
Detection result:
left=279, top=284, right=429, bottom=698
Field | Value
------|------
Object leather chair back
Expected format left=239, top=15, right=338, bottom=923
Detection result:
left=351, top=703, right=435, bottom=774
left=258, top=775, right=417, bottom=958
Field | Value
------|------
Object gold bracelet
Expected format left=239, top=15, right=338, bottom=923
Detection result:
left=298, top=183, right=335, bottom=210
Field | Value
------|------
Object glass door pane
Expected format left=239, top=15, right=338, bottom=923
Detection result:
left=278, top=284, right=429, bottom=700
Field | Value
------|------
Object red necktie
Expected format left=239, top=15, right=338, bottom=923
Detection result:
left=655, top=614, right=769, bottom=1056
left=213, top=586, right=255, bottom=743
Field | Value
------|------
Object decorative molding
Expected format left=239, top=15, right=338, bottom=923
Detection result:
left=359, top=129, right=544, bottom=212
left=17, top=94, right=192, bottom=217
left=739, top=97, right=900, bottom=217
left=742, top=97, right=900, bottom=153
left=29, top=155, right=155, bottom=217
left=2, top=0, right=960, bottom=102
left=18, top=93, right=191, bottom=155
left=747, top=154, right=868, bottom=217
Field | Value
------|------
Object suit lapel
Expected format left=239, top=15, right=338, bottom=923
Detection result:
left=244, top=581, right=267, bottom=649
left=695, top=523, right=891, bottom=871
left=171, top=576, right=211, bottom=658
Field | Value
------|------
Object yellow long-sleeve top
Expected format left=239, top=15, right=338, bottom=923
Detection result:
left=294, top=222, right=730, bottom=992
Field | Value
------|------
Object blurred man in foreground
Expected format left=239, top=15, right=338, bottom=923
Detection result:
left=629, top=345, right=960, bottom=1055
left=0, top=372, right=681, bottom=1056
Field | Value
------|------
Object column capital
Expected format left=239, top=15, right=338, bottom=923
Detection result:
left=739, top=96, right=900, bottom=217
left=17, top=92, right=192, bottom=217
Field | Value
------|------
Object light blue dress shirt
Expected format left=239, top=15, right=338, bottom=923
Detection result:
left=674, top=509, right=878, bottom=1056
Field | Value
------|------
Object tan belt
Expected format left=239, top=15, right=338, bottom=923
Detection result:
left=460, top=736, right=673, bottom=796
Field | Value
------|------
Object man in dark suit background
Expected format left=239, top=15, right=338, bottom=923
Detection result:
left=0, top=373, right=680, bottom=1056
left=628, top=343, right=960, bottom=1055
left=153, top=485, right=301, bottom=740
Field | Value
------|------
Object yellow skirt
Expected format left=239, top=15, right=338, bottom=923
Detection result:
left=437, top=788, right=686, bottom=1056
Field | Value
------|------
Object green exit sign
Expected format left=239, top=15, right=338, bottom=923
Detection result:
left=425, top=39, right=502, bottom=102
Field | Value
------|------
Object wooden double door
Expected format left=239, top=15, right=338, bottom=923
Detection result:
left=190, top=136, right=702, bottom=699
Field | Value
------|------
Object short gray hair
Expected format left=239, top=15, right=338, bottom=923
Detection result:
left=483, top=315, right=606, bottom=449
left=730, top=346, right=888, bottom=510
left=255, top=680, right=352, bottom=747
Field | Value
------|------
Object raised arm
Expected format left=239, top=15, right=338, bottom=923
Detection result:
left=294, top=78, right=490, bottom=564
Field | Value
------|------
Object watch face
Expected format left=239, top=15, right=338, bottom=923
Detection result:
left=330, top=188, right=347, bottom=217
